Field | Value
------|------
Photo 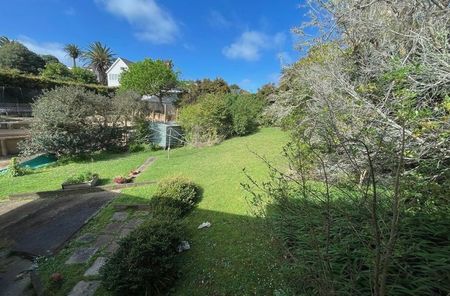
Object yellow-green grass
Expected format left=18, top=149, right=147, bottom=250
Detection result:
left=0, top=150, right=152, bottom=200
left=36, top=127, right=289, bottom=295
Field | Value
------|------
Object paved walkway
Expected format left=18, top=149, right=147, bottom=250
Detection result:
left=66, top=209, right=147, bottom=296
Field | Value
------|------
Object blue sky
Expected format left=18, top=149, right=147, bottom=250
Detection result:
left=0, top=0, right=306, bottom=92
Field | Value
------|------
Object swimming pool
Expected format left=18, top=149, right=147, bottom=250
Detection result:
left=0, top=154, right=57, bottom=175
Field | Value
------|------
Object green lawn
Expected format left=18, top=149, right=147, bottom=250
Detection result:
left=33, top=127, right=289, bottom=295
left=0, top=150, right=152, bottom=200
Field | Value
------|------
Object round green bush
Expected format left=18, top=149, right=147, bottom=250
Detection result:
left=100, top=216, right=183, bottom=295
left=153, top=177, right=201, bottom=215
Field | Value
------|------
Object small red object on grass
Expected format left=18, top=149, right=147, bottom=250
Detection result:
left=50, top=272, right=63, bottom=282
left=113, top=176, right=132, bottom=184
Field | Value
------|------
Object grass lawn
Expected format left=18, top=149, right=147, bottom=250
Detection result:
left=0, top=150, right=152, bottom=200
left=36, top=127, right=290, bottom=295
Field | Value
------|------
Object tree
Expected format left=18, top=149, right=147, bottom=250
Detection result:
left=71, top=67, right=97, bottom=84
left=179, top=78, right=231, bottom=106
left=120, top=59, right=178, bottom=98
left=64, top=44, right=81, bottom=68
left=0, top=42, right=45, bottom=74
left=0, top=36, right=12, bottom=47
left=248, top=1, right=450, bottom=295
left=41, top=62, right=72, bottom=80
left=20, top=86, right=122, bottom=156
left=83, top=42, right=114, bottom=85
left=40, top=54, right=60, bottom=65
left=111, top=90, right=148, bottom=127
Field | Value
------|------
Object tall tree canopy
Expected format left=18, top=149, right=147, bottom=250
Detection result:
left=120, top=58, right=178, bottom=97
left=64, top=44, right=81, bottom=68
left=0, top=41, right=45, bottom=74
left=83, top=42, right=114, bottom=85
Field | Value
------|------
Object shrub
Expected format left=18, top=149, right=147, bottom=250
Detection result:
left=100, top=215, right=183, bottom=295
left=62, top=172, right=97, bottom=185
left=0, top=69, right=114, bottom=104
left=7, top=157, right=26, bottom=177
left=19, top=86, right=123, bottom=157
left=41, top=62, right=72, bottom=81
left=178, top=94, right=232, bottom=146
left=71, top=67, right=97, bottom=84
left=153, top=176, right=201, bottom=215
left=228, top=94, right=264, bottom=136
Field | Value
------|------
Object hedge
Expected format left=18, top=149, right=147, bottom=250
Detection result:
left=0, top=69, right=116, bottom=103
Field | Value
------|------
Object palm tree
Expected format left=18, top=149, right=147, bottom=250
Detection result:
left=64, top=44, right=81, bottom=68
left=0, top=36, right=12, bottom=47
left=83, top=42, right=114, bottom=85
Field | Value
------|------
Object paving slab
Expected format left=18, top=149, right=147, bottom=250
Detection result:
left=105, top=241, right=120, bottom=254
left=102, top=222, right=123, bottom=235
left=111, top=211, right=128, bottom=222
left=0, top=190, right=118, bottom=256
left=119, top=227, right=133, bottom=239
left=124, top=218, right=145, bottom=230
left=65, top=248, right=98, bottom=265
left=94, top=234, right=114, bottom=249
left=84, top=257, right=107, bottom=277
left=77, top=233, right=96, bottom=244
left=68, top=280, right=101, bottom=296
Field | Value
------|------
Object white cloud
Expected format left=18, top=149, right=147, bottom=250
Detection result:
left=208, top=10, right=231, bottom=29
left=223, top=31, right=286, bottom=61
left=96, top=0, right=179, bottom=44
left=18, top=36, right=71, bottom=66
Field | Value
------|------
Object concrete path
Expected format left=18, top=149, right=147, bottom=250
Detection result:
left=0, top=190, right=118, bottom=257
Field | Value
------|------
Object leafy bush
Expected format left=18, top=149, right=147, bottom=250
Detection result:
left=0, top=69, right=114, bottom=104
left=128, top=142, right=145, bottom=153
left=178, top=94, right=232, bottom=146
left=19, top=86, right=123, bottom=157
left=71, top=67, right=97, bottom=84
left=7, top=157, right=26, bottom=177
left=228, top=94, right=265, bottom=136
left=41, top=62, right=72, bottom=80
left=153, top=176, right=201, bottom=215
left=100, top=215, right=183, bottom=295
left=62, top=171, right=97, bottom=185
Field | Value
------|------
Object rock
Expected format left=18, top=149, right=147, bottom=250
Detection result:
left=84, top=257, right=107, bottom=277
left=67, top=281, right=100, bottom=296
left=197, top=222, right=211, bottom=229
left=65, top=248, right=98, bottom=265
left=177, top=241, right=190, bottom=253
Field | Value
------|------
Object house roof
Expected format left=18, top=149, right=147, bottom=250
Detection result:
left=106, top=57, right=134, bottom=73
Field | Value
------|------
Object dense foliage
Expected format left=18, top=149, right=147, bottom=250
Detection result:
left=0, top=69, right=113, bottom=102
left=120, top=59, right=178, bottom=97
left=41, top=62, right=72, bottom=80
left=70, top=67, right=98, bottom=84
left=246, top=1, right=450, bottom=295
left=178, top=78, right=231, bottom=106
left=100, top=215, right=183, bottom=296
left=0, top=41, right=45, bottom=74
left=101, top=176, right=201, bottom=295
left=153, top=176, right=202, bottom=215
left=82, top=41, right=114, bottom=85
left=178, top=93, right=265, bottom=146
left=20, top=86, right=122, bottom=156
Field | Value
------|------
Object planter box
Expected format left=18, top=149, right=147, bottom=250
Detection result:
left=61, top=175, right=99, bottom=190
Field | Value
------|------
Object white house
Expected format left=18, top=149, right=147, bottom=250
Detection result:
left=106, top=57, right=133, bottom=87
